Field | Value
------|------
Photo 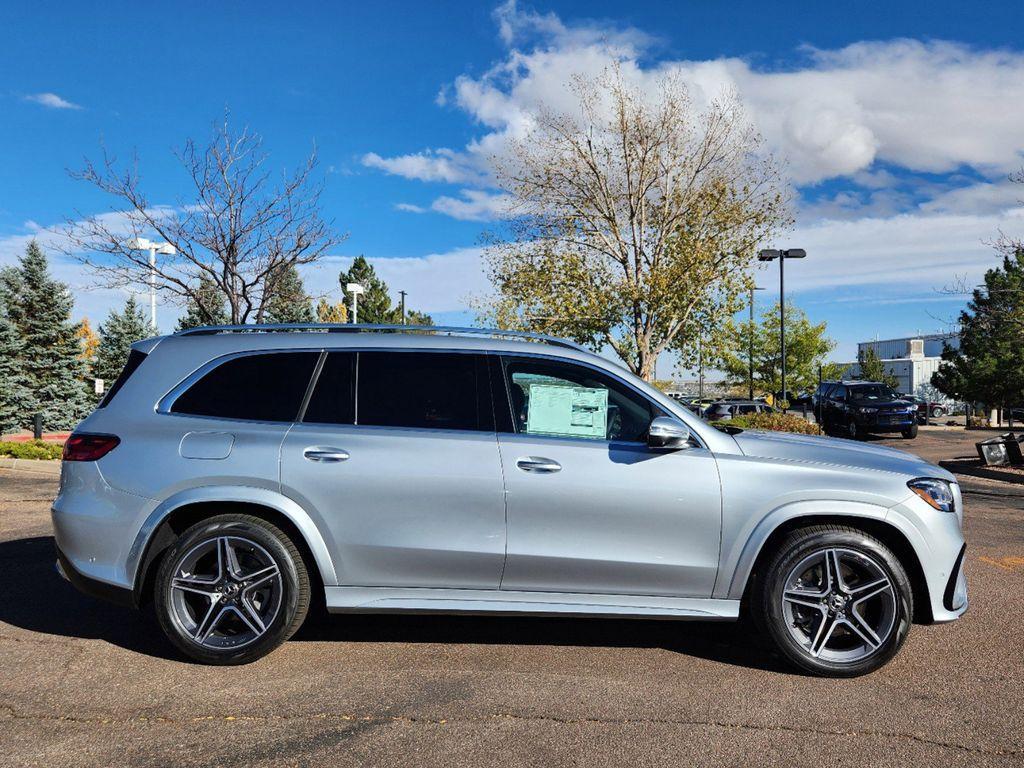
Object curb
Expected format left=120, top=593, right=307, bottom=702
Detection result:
left=0, top=458, right=62, bottom=476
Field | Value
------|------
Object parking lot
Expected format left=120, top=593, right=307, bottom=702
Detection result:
left=2, top=430, right=1023, bottom=767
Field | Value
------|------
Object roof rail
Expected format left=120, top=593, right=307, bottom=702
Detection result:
left=172, top=323, right=590, bottom=353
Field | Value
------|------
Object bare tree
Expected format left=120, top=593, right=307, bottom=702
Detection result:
left=64, top=117, right=344, bottom=325
left=477, top=69, right=790, bottom=380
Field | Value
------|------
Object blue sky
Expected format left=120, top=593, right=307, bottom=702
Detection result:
left=3, top=0, right=1024, bottom=374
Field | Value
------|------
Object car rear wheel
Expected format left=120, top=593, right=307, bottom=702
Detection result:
left=155, top=514, right=310, bottom=665
left=756, top=525, right=913, bottom=677
left=931, top=406, right=945, bottom=419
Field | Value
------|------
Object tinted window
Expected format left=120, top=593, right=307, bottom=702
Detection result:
left=357, top=352, right=489, bottom=431
left=172, top=352, right=318, bottom=421
left=99, top=349, right=147, bottom=408
left=848, top=384, right=899, bottom=401
left=737, top=404, right=758, bottom=415
left=303, top=352, right=355, bottom=424
left=503, top=358, right=660, bottom=442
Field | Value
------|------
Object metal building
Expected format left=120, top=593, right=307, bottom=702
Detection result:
left=839, top=333, right=960, bottom=398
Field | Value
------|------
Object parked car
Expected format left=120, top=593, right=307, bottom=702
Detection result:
left=900, top=395, right=949, bottom=422
left=53, top=324, right=966, bottom=676
left=703, top=400, right=777, bottom=422
left=818, top=380, right=919, bottom=439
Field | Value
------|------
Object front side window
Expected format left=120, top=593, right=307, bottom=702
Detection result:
left=356, top=351, right=490, bottom=431
left=171, top=352, right=319, bottom=422
left=502, top=357, right=660, bottom=442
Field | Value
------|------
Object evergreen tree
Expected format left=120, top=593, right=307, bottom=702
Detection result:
left=0, top=303, right=32, bottom=436
left=264, top=264, right=313, bottom=323
left=94, top=296, right=155, bottom=394
left=176, top=277, right=229, bottom=331
left=933, top=246, right=1024, bottom=407
left=857, top=347, right=900, bottom=389
left=338, top=256, right=432, bottom=325
left=1, top=242, right=92, bottom=430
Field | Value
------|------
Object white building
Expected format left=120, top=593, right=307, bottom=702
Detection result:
left=839, top=333, right=960, bottom=398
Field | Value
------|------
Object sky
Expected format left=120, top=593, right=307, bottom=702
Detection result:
left=2, top=0, right=1024, bottom=376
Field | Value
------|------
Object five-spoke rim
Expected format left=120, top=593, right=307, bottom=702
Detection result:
left=781, top=547, right=897, bottom=664
left=168, top=535, right=283, bottom=650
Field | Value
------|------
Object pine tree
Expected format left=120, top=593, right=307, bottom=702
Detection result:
left=857, top=347, right=900, bottom=389
left=94, top=296, right=154, bottom=394
left=176, top=277, right=229, bottom=331
left=1, top=242, right=92, bottom=431
left=338, top=256, right=432, bottom=325
left=0, top=303, right=32, bottom=436
left=264, top=264, right=313, bottom=323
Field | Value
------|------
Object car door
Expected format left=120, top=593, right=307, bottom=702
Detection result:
left=495, top=355, right=722, bottom=598
left=280, top=349, right=507, bottom=589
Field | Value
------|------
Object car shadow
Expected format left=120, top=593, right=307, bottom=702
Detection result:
left=1, top=535, right=788, bottom=673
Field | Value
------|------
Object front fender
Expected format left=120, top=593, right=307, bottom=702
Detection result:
left=126, top=485, right=338, bottom=591
left=720, top=499, right=892, bottom=600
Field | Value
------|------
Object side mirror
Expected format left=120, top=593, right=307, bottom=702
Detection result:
left=648, top=417, right=691, bottom=450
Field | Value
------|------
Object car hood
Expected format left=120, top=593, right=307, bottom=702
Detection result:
left=732, top=429, right=955, bottom=481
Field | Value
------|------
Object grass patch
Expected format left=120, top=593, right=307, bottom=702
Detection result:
left=0, top=440, right=64, bottom=460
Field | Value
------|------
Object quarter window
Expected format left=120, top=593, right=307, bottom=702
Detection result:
left=502, top=358, right=660, bottom=442
left=171, top=352, right=319, bottom=422
left=356, top=352, right=490, bottom=431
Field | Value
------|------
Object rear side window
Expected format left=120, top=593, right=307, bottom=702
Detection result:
left=171, top=352, right=319, bottom=422
left=303, top=352, right=355, bottom=425
left=98, top=349, right=147, bottom=408
left=357, top=352, right=490, bottom=431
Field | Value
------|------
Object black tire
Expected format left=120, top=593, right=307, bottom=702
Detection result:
left=755, top=525, right=913, bottom=677
left=846, top=418, right=862, bottom=440
left=155, top=514, right=310, bottom=665
left=901, top=423, right=918, bottom=439
left=931, top=407, right=944, bottom=419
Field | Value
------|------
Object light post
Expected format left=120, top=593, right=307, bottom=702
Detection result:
left=748, top=285, right=765, bottom=400
left=758, top=248, right=806, bottom=410
left=128, top=238, right=177, bottom=330
left=398, top=290, right=407, bottom=325
left=345, top=283, right=365, bottom=324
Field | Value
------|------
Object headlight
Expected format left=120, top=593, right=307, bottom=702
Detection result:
left=858, top=407, right=878, bottom=413
left=908, top=478, right=955, bottom=513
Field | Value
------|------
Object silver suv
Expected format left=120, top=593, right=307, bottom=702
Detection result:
left=53, top=325, right=967, bottom=675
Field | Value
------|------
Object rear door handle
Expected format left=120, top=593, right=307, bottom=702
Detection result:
left=516, top=456, right=561, bottom=473
left=303, top=446, right=350, bottom=463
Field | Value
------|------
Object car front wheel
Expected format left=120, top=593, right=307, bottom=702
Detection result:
left=756, top=525, right=913, bottom=677
left=931, top=406, right=945, bottom=419
left=902, top=423, right=919, bottom=439
left=155, top=514, right=310, bottom=665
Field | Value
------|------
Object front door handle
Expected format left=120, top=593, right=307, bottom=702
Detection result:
left=516, top=456, right=561, bottom=473
left=303, top=446, right=350, bottom=463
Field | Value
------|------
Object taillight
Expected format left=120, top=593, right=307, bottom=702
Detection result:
left=62, top=433, right=121, bottom=461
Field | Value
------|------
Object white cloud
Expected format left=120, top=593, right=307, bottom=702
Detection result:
left=430, top=190, right=515, bottom=221
left=361, top=149, right=487, bottom=185
left=394, top=202, right=427, bottom=214
left=23, top=92, right=82, bottom=110
left=364, top=4, right=1024, bottom=217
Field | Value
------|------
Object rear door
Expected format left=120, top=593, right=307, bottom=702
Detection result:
left=495, top=355, right=722, bottom=598
left=280, top=350, right=507, bottom=589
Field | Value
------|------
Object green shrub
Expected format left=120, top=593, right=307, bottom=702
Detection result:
left=715, top=412, right=822, bottom=435
left=0, top=440, right=64, bottom=460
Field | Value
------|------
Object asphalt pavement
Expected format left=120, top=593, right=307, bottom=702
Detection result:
left=1, top=433, right=1022, bottom=767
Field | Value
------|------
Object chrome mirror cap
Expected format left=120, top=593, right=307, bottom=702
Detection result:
left=648, top=417, right=691, bottom=450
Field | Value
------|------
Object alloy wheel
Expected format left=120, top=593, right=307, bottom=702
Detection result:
left=780, top=547, right=897, bottom=664
left=167, top=535, right=283, bottom=650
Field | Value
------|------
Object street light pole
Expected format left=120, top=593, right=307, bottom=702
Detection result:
left=128, top=238, right=176, bottom=330
left=346, top=283, right=365, bottom=324
left=758, top=248, right=806, bottom=411
left=748, top=285, right=765, bottom=400
left=398, top=290, right=407, bottom=325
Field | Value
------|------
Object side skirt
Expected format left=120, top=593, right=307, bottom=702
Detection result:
left=325, top=586, right=740, bottom=620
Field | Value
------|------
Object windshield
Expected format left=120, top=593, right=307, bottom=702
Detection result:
left=848, top=384, right=900, bottom=402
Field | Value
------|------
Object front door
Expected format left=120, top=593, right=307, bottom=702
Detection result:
left=281, top=350, right=506, bottom=589
left=496, top=356, right=723, bottom=598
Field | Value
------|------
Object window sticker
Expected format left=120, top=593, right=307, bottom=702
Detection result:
left=525, top=383, right=608, bottom=439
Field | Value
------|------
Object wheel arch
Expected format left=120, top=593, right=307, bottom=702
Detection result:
left=129, top=487, right=337, bottom=606
left=730, top=511, right=933, bottom=624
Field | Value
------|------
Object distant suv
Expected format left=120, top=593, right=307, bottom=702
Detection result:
left=53, top=325, right=966, bottom=676
left=703, top=400, right=775, bottom=422
left=817, top=380, right=919, bottom=439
